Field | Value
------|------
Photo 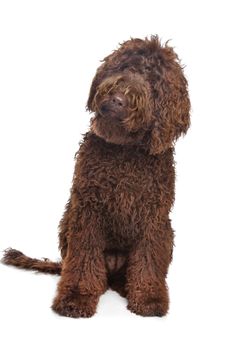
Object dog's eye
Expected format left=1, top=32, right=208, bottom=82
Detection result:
left=145, top=66, right=151, bottom=72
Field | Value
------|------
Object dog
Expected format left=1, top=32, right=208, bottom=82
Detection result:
left=2, top=35, right=190, bottom=317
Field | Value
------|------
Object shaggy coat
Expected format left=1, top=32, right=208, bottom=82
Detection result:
left=2, top=36, right=190, bottom=317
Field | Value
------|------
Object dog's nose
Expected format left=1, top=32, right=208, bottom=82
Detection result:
left=99, top=93, right=127, bottom=117
left=110, top=94, right=126, bottom=108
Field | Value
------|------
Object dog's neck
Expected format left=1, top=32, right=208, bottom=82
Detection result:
left=90, top=114, right=150, bottom=148
left=89, top=124, right=153, bottom=158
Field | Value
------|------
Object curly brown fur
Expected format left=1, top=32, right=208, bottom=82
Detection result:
left=2, top=35, right=190, bottom=318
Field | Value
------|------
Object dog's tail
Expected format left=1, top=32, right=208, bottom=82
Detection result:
left=2, top=248, right=61, bottom=275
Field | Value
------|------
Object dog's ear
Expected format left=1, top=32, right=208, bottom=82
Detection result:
left=149, top=43, right=190, bottom=155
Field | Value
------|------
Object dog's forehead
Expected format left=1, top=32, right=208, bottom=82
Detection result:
left=97, top=37, right=168, bottom=79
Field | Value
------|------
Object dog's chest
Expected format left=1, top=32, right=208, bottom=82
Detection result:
left=83, top=141, right=157, bottom=219
left=76, top=135, right=174, bottom=246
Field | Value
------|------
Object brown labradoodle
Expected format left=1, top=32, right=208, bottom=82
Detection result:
left=2, top=35, right=190, bottom=317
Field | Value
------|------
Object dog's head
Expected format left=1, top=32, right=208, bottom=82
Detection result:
left=87, top=36, right=190, bottom=154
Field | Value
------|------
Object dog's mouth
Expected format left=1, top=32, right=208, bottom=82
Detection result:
left=98, top=105, right=126, bottom=121
left=99, top=104, right=119, bottom=117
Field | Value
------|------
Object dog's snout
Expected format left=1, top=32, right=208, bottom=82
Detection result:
left=111, top=94, right=126, bottom=108
left=99, top=93, right=127, bottom=117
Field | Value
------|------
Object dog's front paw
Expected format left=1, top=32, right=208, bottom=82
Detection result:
left=52, top=294, right=99, bottom=318
left=127, top=297, right=168, bottom=317
left=127, top=291, right=169, bottom=317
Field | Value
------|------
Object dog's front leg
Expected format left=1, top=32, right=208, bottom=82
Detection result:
left=126, top=220, right=173, bottom=317
left=52, top=212, right=107, bottom=318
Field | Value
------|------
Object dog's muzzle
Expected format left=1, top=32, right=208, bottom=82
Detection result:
left=99, top=92, right=127, bottom=118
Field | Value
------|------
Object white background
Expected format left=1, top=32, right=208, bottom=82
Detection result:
left=0, top=0, right=232, bottom=349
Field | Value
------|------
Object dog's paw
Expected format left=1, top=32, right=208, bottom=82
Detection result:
left=52, top=294, right=99, bottom=318
left=127, top=294, right=169, bottom=317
